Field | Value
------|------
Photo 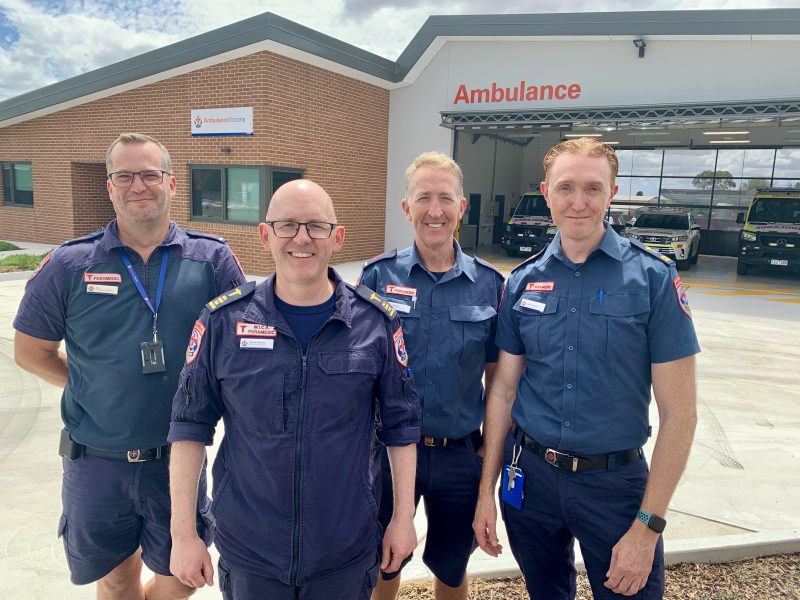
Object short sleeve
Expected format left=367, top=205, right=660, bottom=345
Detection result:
left=495, top=278, right=525, bottom=356
left=484, top=273, right=506, bottom=363
left=13, top=252, right=66, bottom=342
left=647, top=266, right=701, bottom=364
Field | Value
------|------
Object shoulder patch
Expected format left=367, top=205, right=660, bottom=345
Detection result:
left=362, top=248, right=397, bottom=269
left=185, top=229, right=228, bottom=244
left=206, top=281, right=256, bottom=312
left=474, top=255, right=503, bottom=277
left=511, top=246, right=549, bottom=273
left=629, top=239, right=675, bottom=267
left=354, top=284, right=397, bottom=319
left=60, top=228, right=104, bottom=247
left=27, top=251, right=53, bottom=282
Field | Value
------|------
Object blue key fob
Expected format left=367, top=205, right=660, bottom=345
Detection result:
left=501, top=465, right=524, bottom=510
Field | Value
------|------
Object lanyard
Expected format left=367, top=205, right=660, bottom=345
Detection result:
left=118, top=247, right=170, bottom=340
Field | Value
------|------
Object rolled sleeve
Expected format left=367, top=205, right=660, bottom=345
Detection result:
left=375, top=317, right=421, bottom=447
left=648, top=266, right=701, bottom=364
left=169, top=309, right=225, bottom=446
left=13, top=252, right=66, bottom=341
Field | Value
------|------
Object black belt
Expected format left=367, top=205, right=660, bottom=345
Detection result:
left=421, top=430, right=482, bottom=449
left=83, top=445, right=170, bottom=463
left=521, top=433, right=641, bottom=473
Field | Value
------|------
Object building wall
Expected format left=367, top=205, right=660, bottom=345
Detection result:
left=0, top=52, right=390, bottom=275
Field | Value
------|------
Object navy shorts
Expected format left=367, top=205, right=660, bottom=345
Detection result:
left=59, top=454, right=212, bottom=585
left=500, top=434, right=664, bottom=600
left=219, top=556, right=377, bottom=600
left=374, top=438, right=482, bottom=588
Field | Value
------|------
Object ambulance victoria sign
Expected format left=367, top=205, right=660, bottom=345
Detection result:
left=191, top=107, right=253, bottom=136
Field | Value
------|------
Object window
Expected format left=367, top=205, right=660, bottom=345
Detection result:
left=2, top=162, right=33, bottom=206
left=190, top=165, right=302, bottom=224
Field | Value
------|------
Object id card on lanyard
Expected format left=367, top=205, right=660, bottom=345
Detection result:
left=119, top=248, right=169, bottom=374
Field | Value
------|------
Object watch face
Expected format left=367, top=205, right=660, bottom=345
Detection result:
left=648, top=514, right=667, bottom=533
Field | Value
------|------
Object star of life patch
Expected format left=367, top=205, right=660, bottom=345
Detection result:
left=673, top=276, right=691, bottom=319
left=185, top=320, right=206, bottom=364
left=235, top=322, right=277, bottom=338
left=393, top=327, right=408, bottom=367
left=28, top=252, right=52, bottom=281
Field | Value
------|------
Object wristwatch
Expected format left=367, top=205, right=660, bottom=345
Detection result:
left=636, top=510, right=667, bottom=534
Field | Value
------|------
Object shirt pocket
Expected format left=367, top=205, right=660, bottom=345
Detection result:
left=587, top=293, right=650, bottom=362
left=512, top=294, right=559, bottom=357
left=448, top=305, right=497, bottom=363
left=314, top=351, right=380, bottom=432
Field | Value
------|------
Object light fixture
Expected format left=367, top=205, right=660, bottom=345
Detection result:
left=627, top=131, right=670, bottom=136
left=603, top=141, right=620, bottom=145
left=633, top=38, right=646, bottom=58
left=709, top=140, right=751, bottom=144
left=702, top=131, right=749, bottom=136
left=564, top=133, right=603, bottom=138
left=641, top=140, right=683, bottom=145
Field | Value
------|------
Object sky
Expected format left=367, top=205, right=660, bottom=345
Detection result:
left=2, top=0, right=800, bottom=101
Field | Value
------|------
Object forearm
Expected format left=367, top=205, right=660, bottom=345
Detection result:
left=386, top=443, right=416, bottom=519
left=14, top=332, right=67, bottom=387
left=478, top=376, right=516, bottom=498
left=169, top=441, right=206, bottom=539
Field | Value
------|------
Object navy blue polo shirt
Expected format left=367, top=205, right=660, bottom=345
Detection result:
left=496, top=226, right=700, bottom=455
left=168, top=270, right=420, bottom=584
left=13, top=220, right=244, bottom=451
left=359, top=241, right=505, bottom=438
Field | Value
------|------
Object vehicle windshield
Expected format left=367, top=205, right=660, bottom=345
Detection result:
left=634, top=213, right=688, bottom=230
left=514, top=194, right=551, bottom=217
left=748, top=197, right=800, bottom=224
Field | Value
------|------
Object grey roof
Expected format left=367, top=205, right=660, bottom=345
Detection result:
left=2, top=9, right=800, bottom=125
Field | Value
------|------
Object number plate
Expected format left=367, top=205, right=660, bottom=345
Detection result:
left=520, top=246, right=532, bottom=252
left=770, top=259, right=789, bottom=266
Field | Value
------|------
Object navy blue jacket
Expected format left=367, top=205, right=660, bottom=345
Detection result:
left=13, top=220, right=244, bottom=451
left=168, top=269, right=421, bottom=584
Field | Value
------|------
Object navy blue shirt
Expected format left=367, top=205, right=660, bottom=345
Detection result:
left=275, top=293, right=335, bottom=353
left=13, top=220, right=244, bottom=451
left=496, top=226, right=700, bottom=455
left=168, top=270, right=420, bottom=584
left=359, top=241, right=505, bottom=438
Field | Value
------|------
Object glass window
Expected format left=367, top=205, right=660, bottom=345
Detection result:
left=660, top=178, right=712, bottom=206
left=663, top=149, right=716, bottom=177
left=774, top=149, right=800, bottom=179
left=770, top=179, right=800, bottom=190
left=615, top=176, right=660, bottom=201
left=615, top=150, right=634, bottom=177
left=2, top=162, right=34, bottom=206
left=714, top=149, right=773, bottom=179
left=191, top=169, right=223, bottom=220
left=272, top=170, right=302, bottom=195
left=226, top=168, right=260, bottom=224
left=631, top=150, right=663, bottom=176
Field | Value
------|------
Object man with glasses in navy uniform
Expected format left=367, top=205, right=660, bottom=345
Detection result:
left=168, top=179, right=421, bottom=600
left=14, top=133, right=244, bottom=599
left=473, top=137, right=700, bottom=600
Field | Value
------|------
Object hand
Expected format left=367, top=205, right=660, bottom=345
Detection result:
left=473, top=493, right=503, bottom=557
left=604, top=522, right=659, bottom=596
left=381, top=516, right=417, bottom=573
left=170, top=534, right=215, bottom=589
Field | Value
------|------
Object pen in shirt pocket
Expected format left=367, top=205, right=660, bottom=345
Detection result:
left=598, top=289, right=604, bottom=308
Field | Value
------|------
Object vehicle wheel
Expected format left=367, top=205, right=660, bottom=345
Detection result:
left=677, top=257, right=690, bottom=271
left=504, top=248, right=518, bottom=257
left=736, top=260, right=748, bottom=275
left=691, top=245, right=699, bottom=264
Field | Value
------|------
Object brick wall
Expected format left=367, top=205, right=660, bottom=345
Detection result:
left=0, top=52, right=390, bottom=274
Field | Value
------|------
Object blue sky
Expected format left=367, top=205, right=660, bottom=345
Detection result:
left=1, top=0, right=800, bottom=101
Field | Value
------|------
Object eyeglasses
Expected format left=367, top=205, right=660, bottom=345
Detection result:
left=265, top=221, right=338, bottom=239
left=107, top=170, right=171, bottom=187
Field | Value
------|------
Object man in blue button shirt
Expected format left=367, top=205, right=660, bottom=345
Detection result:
left=473, top=138, right=699, bottom=600
left=360, top=152, right=505, bottom=600
left=13, top=133, right=244, bottom=599
left=168, top=180, right=421, bottom=600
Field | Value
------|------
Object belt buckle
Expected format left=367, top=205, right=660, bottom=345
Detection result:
left=424, top=437, right=435, bottom=447
left=127, top=449, right=146, bottom=463
left=544, top=448, right=579, bottom=472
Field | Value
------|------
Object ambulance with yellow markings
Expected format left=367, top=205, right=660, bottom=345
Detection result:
left=736, top=188, right=800, bottom=275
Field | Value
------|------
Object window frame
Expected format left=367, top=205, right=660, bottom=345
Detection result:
left=189, top=164, right=303, bottom=225
left=2, top=161, right=34, bottom=207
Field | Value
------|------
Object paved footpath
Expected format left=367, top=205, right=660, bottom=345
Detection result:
left=0, top=255, right=798, bottom=598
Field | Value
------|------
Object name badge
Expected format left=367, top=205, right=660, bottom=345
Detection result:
left=236, top=322, right=277, bottom=337
left=84, top=272, right=122, bottom=284
left=240, top=338, right=274, bottom=350
left=526, top=281, right=555, bottom=292
left=386, top=284, right=417, bottom=298
left=86, top=284, right=119, bottom=295
left=520, top=298, right=545, bottom=313
left=388, top=301, right=411, bottom=314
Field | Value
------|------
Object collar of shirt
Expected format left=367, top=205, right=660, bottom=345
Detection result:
left=241, top=267, right=354, bottom=331
left=100, top=219, right=184, bottom=253
left=543, top=224, right=624, bottom=267
left=405, top=239, right=477, bottom=283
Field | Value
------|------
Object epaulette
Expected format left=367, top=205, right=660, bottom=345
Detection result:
left=60, top=228, right=104, bottom=247
left=354, top=284, right=397, bottom=319
left=511, top=245, right=549, bottom=273
left=629, top=239, right=675, bottom=267
left=362, top=248, right=397, bottom=269
left=206, top=281, right=256, bottom=312
left=185, top=229, right=227, bottom=244
left=474, top=255, right=503, bottom=277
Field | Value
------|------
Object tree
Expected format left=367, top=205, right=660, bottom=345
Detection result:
left=692, top=170, right=736, bottom=191
left=741, top=178, right=769, bottom=191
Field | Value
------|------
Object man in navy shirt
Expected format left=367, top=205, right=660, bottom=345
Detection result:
left=473, top=137, right=699, bottom=599
left=360, top=152, right=504, bottom=600
left=13, top=133, right=244, bottom=598
left=168, top=180, right=421, bottom=600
